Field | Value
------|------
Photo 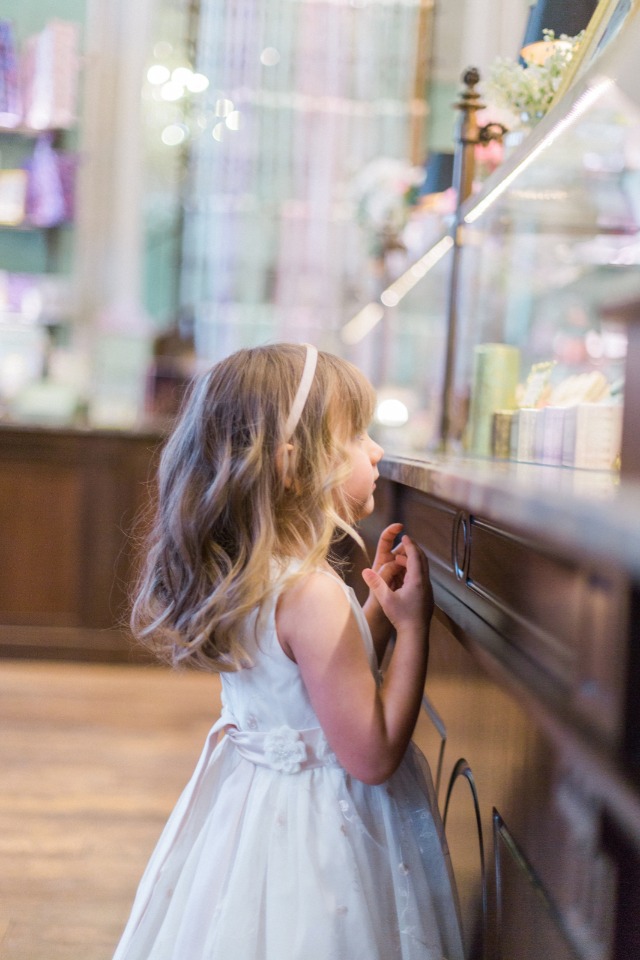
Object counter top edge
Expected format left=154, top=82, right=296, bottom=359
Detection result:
left=380, top=454, right=640, bottom=577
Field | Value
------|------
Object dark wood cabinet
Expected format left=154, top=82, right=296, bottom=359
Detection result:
left=0, top=425, right=161, bottom=661
left=354, top=468, right=640, bottom=960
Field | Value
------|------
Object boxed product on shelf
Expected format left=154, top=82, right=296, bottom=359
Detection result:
left=21, top=19, right=79, bottom=131
left=24, top=134, right=76, bottom=227
left=0, top=169, right=27, bottom=225
left=0, top=270, right=72, bottom=324
left=0, top=20, right=21, bottom=128
left=467, top=343, right=520, bottom=457
left=564, top=403, right=623, bottom=471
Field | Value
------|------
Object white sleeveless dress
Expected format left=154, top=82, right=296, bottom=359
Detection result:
left=112, top=570, right=464, bottom=960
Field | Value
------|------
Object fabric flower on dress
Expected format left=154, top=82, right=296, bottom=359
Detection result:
left=264, top=726, right=307, bottom=773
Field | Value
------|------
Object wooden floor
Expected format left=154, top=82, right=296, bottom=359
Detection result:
left=0, top=660, right=221, bottom=960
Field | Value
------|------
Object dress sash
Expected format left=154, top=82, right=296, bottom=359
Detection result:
left=226, top=723, right=339, bottom=773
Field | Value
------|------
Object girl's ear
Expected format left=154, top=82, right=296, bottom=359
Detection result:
left=275, top=442, right=295, bottom=489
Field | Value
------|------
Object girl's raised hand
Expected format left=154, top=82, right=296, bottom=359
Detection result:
left=362, top=535, right=433, bottom=634
left=369, top=522, right=407, bottom=591
left=362, top=523, right=409, bottom=658
left=362, top=523, right=406, bottom=654
left=371, top=522, right=403, bottom=573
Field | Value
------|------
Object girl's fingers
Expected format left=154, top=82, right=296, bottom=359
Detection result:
left=401, top=538, right=433, bottom=614
left=391, top=547, right=407, bottom=567
left=400, top=537, right=430, bottom=589
left=369, top=532, right=432, bottom=613
left=377, top=560, right=406, bottom=589
left=362, top=567, right=392, bottom=606
left=398, top=535, right=419, bottom=572
left=372, top=523, right=403, bottom=569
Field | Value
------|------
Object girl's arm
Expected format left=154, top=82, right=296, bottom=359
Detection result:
left=362, top=522, right=405, bottom=663
left=277, top=536, right=433, bottom=785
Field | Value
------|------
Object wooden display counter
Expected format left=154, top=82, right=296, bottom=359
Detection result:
left=0, top=424, right=162, bottom=662
left=354, top=456, right=640, bottom=960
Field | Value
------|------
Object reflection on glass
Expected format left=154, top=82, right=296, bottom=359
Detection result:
left=350, top=235, right=454, bottom=456
left=451, top=67, right=640, bottom=473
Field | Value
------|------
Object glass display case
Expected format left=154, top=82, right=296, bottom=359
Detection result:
left=342, top=228, right=455, bottom=454
left=353, top=16, right=640, bottom=957
left=359, top=3, right=640, bottom=502
left=453, top=45, right=639, bottom=477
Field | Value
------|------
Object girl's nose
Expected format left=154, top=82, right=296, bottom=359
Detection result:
left=371, top=439, right=384, bottom=463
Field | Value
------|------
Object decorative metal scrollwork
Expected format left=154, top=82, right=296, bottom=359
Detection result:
left=444, top=758, right=487, bottom=958
left=421, top=692, right=447, bottom=798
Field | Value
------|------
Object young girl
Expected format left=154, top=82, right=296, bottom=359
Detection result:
left=113, top=343, right=464, bottom=960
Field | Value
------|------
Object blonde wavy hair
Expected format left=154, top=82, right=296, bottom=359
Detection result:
left=131, top=343, right=375, bottom=671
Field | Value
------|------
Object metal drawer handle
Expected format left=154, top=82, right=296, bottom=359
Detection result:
left=452, top=510, right=469, bottom=581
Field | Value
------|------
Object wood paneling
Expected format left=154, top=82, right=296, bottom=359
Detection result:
left=364, top=475, right=640, bottom=960
left=0, top=427, right=161, bottom=660
left=0, top=462, right=83, bottom=623
left=370, top=476, right=628, bottom=750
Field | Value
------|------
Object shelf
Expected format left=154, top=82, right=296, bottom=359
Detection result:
left=0, top=124, right=71, bottom=139
left=0, top=221, right=69, bottom=232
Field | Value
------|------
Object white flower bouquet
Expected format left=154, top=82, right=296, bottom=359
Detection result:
left=485, top=29, right=584, bottom=127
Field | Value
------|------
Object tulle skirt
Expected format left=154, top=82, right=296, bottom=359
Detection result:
left=112, top=726, right=464, bottom=960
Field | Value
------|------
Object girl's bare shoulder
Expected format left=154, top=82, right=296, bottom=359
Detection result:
left=276, top=568, right=352, bottom=651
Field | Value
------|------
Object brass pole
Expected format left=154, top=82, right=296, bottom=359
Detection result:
left=439, top=68, right=485, bottom=450
left=409, top=0, right=436, bottom=166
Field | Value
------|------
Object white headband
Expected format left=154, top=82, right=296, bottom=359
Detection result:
left=284, top=343, right=318, bottom=439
